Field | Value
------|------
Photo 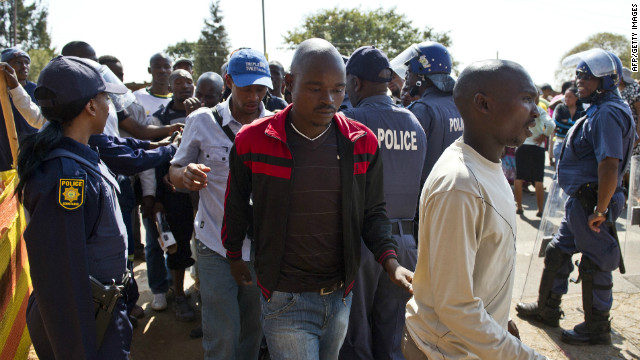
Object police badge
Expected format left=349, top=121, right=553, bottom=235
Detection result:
left=59, top=178, right=85, bottom=210
left=418, top=55, right=431, bottom=70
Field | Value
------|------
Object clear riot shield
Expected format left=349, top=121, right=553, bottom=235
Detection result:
left=519, top=179, right=569, bottom=300
left=624, top=155, right=640, bottom=276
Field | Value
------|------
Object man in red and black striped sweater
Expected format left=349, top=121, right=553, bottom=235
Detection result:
left=222, top=38, right=414, bottom=359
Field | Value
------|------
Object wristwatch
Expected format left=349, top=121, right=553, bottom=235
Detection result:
left=593, top=206, right=608, bottom=217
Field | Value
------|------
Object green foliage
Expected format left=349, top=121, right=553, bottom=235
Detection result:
left=555, top=32, right=634, bottom=84
left=283, top=7, right=452, bottom=60
left=165, top=40, right=197, bottom=61
left=27, top=47, right=56, bottom=82
left=193, top=0, right=230, bottom=78
left=0, top=0, right=51, bottom=50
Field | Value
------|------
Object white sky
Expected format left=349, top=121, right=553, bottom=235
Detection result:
left=44, top=0, right=630, bottom=89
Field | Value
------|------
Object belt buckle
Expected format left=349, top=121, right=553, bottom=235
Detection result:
left=319, top=281, right=343, bottom=296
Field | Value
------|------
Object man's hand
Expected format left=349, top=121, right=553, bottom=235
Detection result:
left=508, top=320, right=521, bottom=340
left=0, top=62, right=20, bottom=89
left=588, top=213, right=606, bottom=233
left=533, top=134, right=546, bottom=146
left=184, top=97, right=203, bottom=115
left=166, top=123, right=184, bottom=137
left=162, top=174, right=175, bottom=192
left=229, top=259, right=253, bottom=286
left=384, top=258, right=414, bottom=294
left=180, top=163, right=210, bottom=191
left=141, top=195, right=156, bottom=219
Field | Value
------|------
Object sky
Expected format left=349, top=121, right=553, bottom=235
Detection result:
left=44, top=0, right=630, bottom=89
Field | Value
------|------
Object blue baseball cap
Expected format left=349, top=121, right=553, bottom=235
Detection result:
left=227, top=49, right=273, bottom=89
left=1, top=47, right=30, bottom=63
left=35, top=56, right=128, bottom=107
left=346, top=46, right=392, bottom=83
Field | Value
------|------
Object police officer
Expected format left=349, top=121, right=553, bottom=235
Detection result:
left=396, top=41, right=462, bottom=185
left=339, top=46, right=426, bottom=360
left=516, top=49, right=636, bottom=345
left=17, top=55, right=132, bottom=359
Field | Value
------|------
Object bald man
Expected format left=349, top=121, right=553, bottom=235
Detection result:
left=402, top=60, right=546, bottom=359
left=184, top=72, right=225, bottom=115
left=222, top=38, right=413, bottom=359
left=133, top=53, right=173, bottom=119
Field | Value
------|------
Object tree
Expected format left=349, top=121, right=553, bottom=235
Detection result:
left=555, top=32, right=634, bottom=85
left=0, top=0, right=51, bottom=50
left=0, top=0, right=55, bottom=81
left=165, top=40, right=197, bottom=61
left=283, top=7, right=452, bottom=60
left=193, top=0, right=230, bottom=77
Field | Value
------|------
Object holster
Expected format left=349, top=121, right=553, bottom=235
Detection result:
left=574, top=182, right=598, bottom=212
left=90, top=271, right=130, bottom=348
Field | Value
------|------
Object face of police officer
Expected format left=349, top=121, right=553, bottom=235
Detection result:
left=388, top=72, right=403, bottom=98
left=196, top=80, right=223, bottom=108
left=486, top=70, right=539, bottom=147
left=576, top=71, right=601, bottom=100
left=8, top=56, right=30, bottom=82
left=89, top=92, right=111, bottom=134
left=170, top=75, right=195, bottom=103
left=149, top=57, right=172, bottom=86
left=227, top=76, right=268, bottom=121
left=286, top=53, right=345, bottom=129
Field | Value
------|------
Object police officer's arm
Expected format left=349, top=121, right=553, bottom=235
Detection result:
left=588, top=157, right=619, bottom=232
left=222, top=140, right=253, bottom=286
left=88, top=133, right=176, bottom=175
left=22, top=170, right=99, bottom=358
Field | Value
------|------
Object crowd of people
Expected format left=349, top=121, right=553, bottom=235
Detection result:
left=0, top=34, right=636, bottom=360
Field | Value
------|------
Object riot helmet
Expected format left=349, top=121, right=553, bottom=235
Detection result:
left=391, top=41, right=455, bottom=92
left=563, top=48, right=622, bottom=92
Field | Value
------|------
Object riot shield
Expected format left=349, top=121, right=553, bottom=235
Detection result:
left=624, top=155, right=640, bottom=277
left=519, top=179, right=569, bottom=300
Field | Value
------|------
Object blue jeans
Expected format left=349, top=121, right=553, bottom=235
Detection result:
left=261, top=288, right=353, bottom=360
left=196, top=239, right=262, bottom=360
left=553, top=138, right=564, bottom=163
left=143, top=217, right=169, bottom=294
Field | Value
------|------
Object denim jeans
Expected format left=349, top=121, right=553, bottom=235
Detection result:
left=196, top=239, right=262, bottom=360
left=143, top=217, right=169, bottom=294
left=261, top=288, right=353, bottom=360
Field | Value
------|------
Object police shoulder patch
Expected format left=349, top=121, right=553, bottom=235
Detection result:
left=59, top=177, right=85, bottom=210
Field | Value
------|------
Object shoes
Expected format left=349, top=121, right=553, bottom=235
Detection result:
left=130, top=305, right=145, bottom=319
left=189, top=325, right=203, bottom=339
left=516, top=208, right=524, bottom=215
left=515, top=296, right=564, bottom=328
left=536, top=211, right=543, bottom=218
left=561, top=321, right=612, bottom=345
left=175, top=295, right=196, bottom=322
left=151, top=293, right=167, bottom=311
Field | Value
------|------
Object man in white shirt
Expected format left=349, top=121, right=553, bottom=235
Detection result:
left=402, top=59, right=547, bottom=360
left=168, top=48, right=272, bottom=360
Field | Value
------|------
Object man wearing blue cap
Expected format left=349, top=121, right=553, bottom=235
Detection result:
left=0, top=47, right=38, bottom=171
left=169, top=48, right=272, bottom=360
left=338, top=45, right=426, bottom=360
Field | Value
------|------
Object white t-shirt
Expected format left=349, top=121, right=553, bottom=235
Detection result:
left=405, top=138, right=545, bottom=360
left=133, top=88, right=171, bottom=120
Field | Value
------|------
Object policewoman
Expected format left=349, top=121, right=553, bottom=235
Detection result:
left=17, top=56, right=132, bottom=359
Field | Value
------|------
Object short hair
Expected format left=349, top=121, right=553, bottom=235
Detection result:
left=169, top=69, right=192, bottom=84
left=98, top=55, right=120, bottom=65
left=61, top=41, right=93, bottom=56
left=269, top=61, right=285, bottom=75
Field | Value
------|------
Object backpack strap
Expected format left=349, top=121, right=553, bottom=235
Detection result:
left=212, top=107, right=236, bottom=143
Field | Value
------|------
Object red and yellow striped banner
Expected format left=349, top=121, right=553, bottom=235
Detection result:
left=0, top=169, right=32, bottom=360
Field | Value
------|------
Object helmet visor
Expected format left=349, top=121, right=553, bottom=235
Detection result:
left=390, top=44, right=421, bottom=79
left=562, top=48, right=619, bottom=78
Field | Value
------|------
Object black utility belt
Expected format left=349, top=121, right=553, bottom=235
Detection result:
left=391, top=219, right=414, bottom=236
left=573, top=183, right=624, bottom=212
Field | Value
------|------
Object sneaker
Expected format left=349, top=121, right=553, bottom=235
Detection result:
left=175, top=295, right=196, bottom=322
left=151, top=293, right=167, bottom=311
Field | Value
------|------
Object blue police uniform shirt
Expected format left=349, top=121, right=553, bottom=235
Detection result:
left=558, top=92, right=637, bottom=195
left=0, top=81, right=37, bottom=171
left=341, top=94, right=426, bottom=219
left=88, top=133, right=176, bottom=175
left=408, top=87, right=463, bottom=185
left=22, top=136, right=129, bottom=359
